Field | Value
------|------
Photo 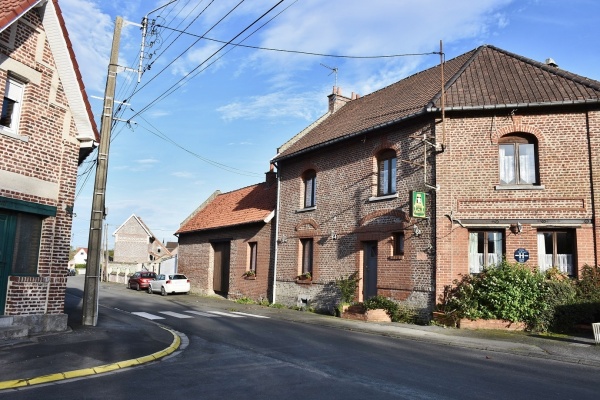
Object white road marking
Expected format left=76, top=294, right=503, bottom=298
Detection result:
left=185, top=310, right=222, bottom=317
left=231, top=312, right=270, bottom=318
left=159, top=311, right=194, bottom=319
left=132, top=312, right=165, bottom=320
left=208, top=311, right=244, bottom=318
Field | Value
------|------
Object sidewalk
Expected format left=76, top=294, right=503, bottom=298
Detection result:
left=1, top=286, right=600, bottom=391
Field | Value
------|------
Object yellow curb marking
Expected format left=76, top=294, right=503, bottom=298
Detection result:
left=0, top=326, right=180, bottom=391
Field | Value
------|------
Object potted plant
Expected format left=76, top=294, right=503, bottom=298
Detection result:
left=242, top=270, right=256, bottom=280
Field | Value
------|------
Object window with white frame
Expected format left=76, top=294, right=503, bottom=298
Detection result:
left=377, top=149, right=397, bottom=196
left=303, top=170, right=316, bottom=208
left=0, top=78, right=25, bottom=136
left=468, top=231, right=504, bottom=273
left=537, top=230, right=575, bottom=276
left=499, top=134, right=538, bottom=185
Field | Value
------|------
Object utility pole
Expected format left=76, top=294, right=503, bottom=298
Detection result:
left=82, top=17, right=123, bottom=326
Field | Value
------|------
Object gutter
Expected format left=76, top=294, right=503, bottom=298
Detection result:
left=427, top=98, right=600, bottom=113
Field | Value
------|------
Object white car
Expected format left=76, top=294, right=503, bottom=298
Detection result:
left=147, top=274, right=190, bottom=296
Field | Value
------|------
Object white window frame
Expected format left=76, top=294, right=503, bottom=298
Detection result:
left=468, top=231, right=504, bottom=273
left=0, top=77, right=26, bottom=140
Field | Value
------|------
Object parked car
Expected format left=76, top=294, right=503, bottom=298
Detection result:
left=148, top=274, right=190, bottom=296
left=127, top=271, right=157, bottom=291
left=68, top=268, right=77, bottom=276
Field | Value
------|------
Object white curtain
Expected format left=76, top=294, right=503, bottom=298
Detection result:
left=537, top=233, right=547, bottom=271
left=469, top=232, right=482, bottom=273
left=488, top=232, right=502, bottom=266
left=519, top=144, right=536, bottom=184
left=557, top=254, right=573, bottom=275
left=499, top=145, right=515, bottom=184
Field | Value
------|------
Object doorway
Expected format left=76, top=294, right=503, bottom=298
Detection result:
left=363, top=241, right=378, bottom=300
left=212, top=241, right=230, bottom=295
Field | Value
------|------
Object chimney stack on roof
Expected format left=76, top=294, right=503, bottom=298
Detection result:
left=265, top=164, right=277, bottom=186
left=328, top=86, right=356, bottom=113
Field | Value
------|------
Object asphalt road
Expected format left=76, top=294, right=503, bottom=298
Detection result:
left=4, top=276, right=598, bottom=400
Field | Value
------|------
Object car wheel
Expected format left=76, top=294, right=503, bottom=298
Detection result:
left=127, top=282, right=131, bottom=289
left=161, top=287, right=167, bottom=296
left=136, top=283, right=140, bottom=291
left=147, top=286, right=152, bottom=294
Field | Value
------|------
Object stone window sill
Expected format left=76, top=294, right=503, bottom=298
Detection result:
left=368, top=193, right=398, bottom=202
left=495, top=184, right=545, bottom=191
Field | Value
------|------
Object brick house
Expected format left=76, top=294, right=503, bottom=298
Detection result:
left=176, top=169, right=277, bottom=301
left=271, top=45, right=600, bottom=318
left=113, top=214, right=171, bottom=264
left=0, top=0, right=99, bottom=333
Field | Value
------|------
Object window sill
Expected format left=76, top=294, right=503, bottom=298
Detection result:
left=296, top=206, right=316, bottom=213
left=388, top=255, right=404, bottom=260
left=0, top=128, right=28, bottom=142
left=495, top=184, right=545, bottom=191
left=368, top=193, right=398, bottom=202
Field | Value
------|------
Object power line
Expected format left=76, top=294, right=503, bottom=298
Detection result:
left=155, top=27, right=441, bottom=59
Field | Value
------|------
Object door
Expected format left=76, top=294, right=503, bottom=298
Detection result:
left=363, top=241, right=378, bottom=300
left=0, top=213, right=15, bottom=315
left=212, top=241, right=230, bottom=295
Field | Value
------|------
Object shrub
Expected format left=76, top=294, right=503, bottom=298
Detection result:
left=576, top=265, right=600, bottom=302
left=335, top=272, right=360, bottom=304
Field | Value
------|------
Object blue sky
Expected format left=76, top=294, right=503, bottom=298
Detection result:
left=60, top=0, right=600, bottom=249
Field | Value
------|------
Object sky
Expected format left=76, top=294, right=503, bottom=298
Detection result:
left=60, top=0, right=600, bottom=249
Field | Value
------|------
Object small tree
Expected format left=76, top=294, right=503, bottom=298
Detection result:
left=335, top=272, right=360, bottom=304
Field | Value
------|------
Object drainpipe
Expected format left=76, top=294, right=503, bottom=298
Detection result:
left=271, top=161, right=281, bottom=304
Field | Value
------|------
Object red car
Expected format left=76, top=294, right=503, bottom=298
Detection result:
left=127, top=271, right=157, bottom=291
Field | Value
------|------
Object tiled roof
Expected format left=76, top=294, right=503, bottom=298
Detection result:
left=176, top=182, right=277, bottom=234
left=275, top=45, right=600, bottom=160
left=0, top=0, right=40, bottom=31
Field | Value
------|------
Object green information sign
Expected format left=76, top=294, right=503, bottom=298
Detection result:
left=411, top=191, right=426, bottom=218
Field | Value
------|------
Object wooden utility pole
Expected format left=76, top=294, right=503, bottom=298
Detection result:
left=82, top=17, right=123, bottom=326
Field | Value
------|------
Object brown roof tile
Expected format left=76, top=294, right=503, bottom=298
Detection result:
left=275, top=45, right=600, bottom=160
left=176, top=181, right=277, bottom=234
left=0, top=0, right=40, bottom=31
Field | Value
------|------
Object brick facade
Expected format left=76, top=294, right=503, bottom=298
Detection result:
left=0, top=1, right=98, bottom=333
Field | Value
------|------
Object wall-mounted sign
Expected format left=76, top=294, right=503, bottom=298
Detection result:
left=411, top=191, right=426, bottom=218
left=514, top=248, right=529, bottom=263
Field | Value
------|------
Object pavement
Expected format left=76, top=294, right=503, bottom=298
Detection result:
left=1, top=282, right=600, bottom=392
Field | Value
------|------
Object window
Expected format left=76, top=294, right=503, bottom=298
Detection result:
left=392, top=232, right=404, bottom=256
left=468, top=231, right=503, bottom=273
left=499, top=134, right=538, bottom=185
left=378, top=149, right=397, bottom=196
left=300, top=238, right=313, bottom=275
left=537, top=231, right=575, bottom=276
left=9, top=212, right=43, bottom=276
left=248, top=242, right=257, bottom=273
left=303, top=170, right=316, bottom=208
left=0, top=78, right=25, bottom=136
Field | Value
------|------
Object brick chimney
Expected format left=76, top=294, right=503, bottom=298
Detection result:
left=328, top=86, right=353, bottom=113
left=265, top=164, right=277, bottom=187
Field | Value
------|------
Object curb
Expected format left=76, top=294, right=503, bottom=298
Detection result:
left=0, top=326, right=181, bottom=391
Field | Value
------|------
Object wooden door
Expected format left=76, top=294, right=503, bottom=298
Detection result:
left=363, top=241, right=378, bottom=300
left=212, top=241, right=230, bottom=294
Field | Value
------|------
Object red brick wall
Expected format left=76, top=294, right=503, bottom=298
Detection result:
left=0, top=9, right=80, bottom=316
left=434, top=109, right=600, bottom=300
left=276, top=120, right=436, bottom=314
left=178, top=222, right=274, bottom=302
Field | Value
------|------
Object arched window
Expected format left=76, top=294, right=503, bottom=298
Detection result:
left=377, top=149, right=397, bottom=196
left=498, top=134, right=538, bottom=185
left=303, top=169, right=316, bottom=208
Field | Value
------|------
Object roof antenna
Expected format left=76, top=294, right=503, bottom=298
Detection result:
left=320, top=63, right=338, bottom=87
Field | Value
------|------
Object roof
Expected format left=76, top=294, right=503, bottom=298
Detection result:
left=274, top=45, right=600, bottom=161
left=0, top=0, right=100, bottom=164
left=176, top=181, right=277, bottom=235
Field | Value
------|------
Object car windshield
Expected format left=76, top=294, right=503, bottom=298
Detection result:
left=172, top=275, right=187, bottom=279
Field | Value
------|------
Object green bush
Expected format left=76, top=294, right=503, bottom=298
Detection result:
left=335, top=272, right=360, bottom=304
left=535, top=276, right=576, bottom=332
left=75, top=264, right=86, bottom=269
left=576, top=265, right=600, bottom=302
left=441, top=261, right=548, bottom=328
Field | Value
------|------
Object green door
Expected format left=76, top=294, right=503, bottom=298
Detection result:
left=0, top=213, right=16, bottom=315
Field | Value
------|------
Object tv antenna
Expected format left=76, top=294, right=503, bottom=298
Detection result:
left=320, top=63, right=338, bottom=87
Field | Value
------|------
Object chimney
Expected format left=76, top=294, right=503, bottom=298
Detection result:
left=327, top=86, right=353, bottom=113
left=265, top=163, right=277, bottom=187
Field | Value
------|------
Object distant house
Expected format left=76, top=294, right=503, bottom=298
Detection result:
left=0, top=0, right=99, bottom=334
left=176, top=169, right=277, bottom=301
left=69, top=247, right=88, bottom=267
left=272, top=45, right=600, bottom=318
left=113, top=214, right=171, bottom=264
